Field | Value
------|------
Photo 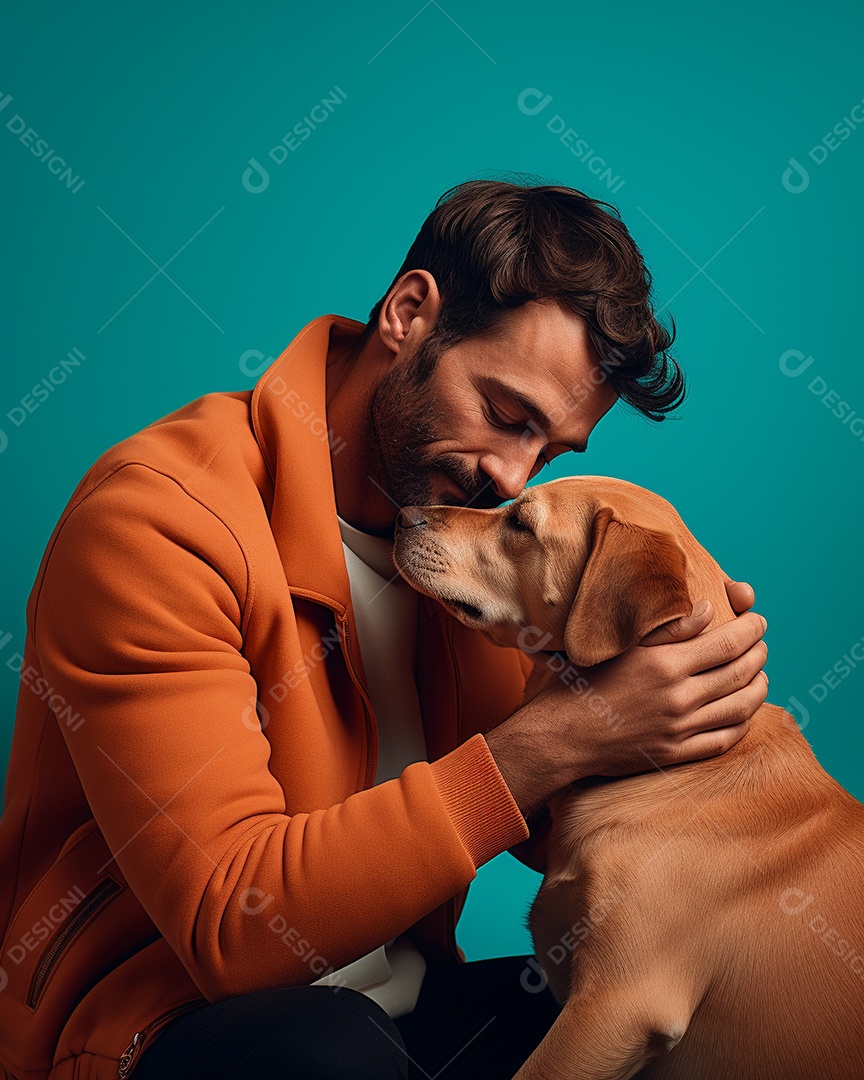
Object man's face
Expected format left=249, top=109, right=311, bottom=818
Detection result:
left=368, top=299, right=619, bottom=511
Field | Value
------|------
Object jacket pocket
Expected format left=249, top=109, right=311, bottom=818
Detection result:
left=1, top=821, right=126, bottom=1009
left=117, top=996, right=209, bottom=1078
left=27, top=876, right=122, bottom=1009
left=0, top=820, right=143, bottom=1080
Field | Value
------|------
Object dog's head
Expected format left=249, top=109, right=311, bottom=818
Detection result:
left=392, top=475, right=694, bottom=666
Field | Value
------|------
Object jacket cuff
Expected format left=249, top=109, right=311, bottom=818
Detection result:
left=429, top=733, right=530, bottom=869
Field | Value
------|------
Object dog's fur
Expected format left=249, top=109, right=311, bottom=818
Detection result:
left=393, top=476, right=864, bottom=1080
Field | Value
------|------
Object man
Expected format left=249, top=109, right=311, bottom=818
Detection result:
left=0, top=180, right=767, bottom=1080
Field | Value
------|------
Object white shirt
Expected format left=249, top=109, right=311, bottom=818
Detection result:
left=309, top=513, right=428, bottom=1017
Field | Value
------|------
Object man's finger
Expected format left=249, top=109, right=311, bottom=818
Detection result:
left=672, top=670, right=769, bottom=749
left=725, top=579, right=755, bottom=615
left=685, top=639, right=768, bottom=713
left=678, top=611, right=767, bottom=677
left=638, top=599, right=712, bottom=647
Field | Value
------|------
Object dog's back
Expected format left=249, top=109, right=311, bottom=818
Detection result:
left=526, top=702, right=864, bottom=1079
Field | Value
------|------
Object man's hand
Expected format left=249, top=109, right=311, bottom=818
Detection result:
left=486, top=579, right=769, bottom=820
left=640, top=578, right=758, bottom=646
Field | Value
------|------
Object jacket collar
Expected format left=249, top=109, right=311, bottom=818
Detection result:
left=250, top=313, right=360, bottom=612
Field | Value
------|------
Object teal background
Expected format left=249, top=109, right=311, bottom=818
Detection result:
left=2, top=1, right=862, bottom=962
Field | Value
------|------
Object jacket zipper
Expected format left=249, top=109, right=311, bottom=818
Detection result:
left=117, top=996, right=209, bottom=1078
left=27, top=877, right=122, bottom=1008
left=338, top=610, right=377, bottom=789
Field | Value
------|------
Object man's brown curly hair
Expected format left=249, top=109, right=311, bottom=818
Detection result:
left=349, top=177, right=685, bottom=422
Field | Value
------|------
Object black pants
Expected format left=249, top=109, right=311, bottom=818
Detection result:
left=132, top=954, right=562, bottom=1079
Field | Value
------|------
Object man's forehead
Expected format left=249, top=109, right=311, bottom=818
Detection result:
left=485, top=298, right=595, bottom=349
left=474, top=302, right=607, bottom=384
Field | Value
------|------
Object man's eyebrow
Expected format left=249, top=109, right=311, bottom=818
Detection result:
left=484, top=378, right=589, bottom=454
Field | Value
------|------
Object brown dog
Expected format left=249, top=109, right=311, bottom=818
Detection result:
left=392, top=475, right=864, bottom=1080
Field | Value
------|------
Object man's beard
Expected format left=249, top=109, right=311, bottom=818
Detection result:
left=368, top=332, right=501, bottom=511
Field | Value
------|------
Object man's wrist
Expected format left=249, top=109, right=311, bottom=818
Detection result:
left=486, top=696, right=597, bottom=815
left=484, top=717, right=554, bottom=820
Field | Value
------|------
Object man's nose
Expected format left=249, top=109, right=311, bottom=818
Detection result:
left=478, top=453, right=535, bottom=502
left=397, top=506, right=429, bottom=529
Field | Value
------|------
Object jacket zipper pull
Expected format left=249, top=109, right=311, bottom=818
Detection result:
left=118, top=1031, right=141, bottom=1078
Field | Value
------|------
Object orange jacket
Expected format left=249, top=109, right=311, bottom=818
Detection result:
left=0, top=313, right=536, bottom=1080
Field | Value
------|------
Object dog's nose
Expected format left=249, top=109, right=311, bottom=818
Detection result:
left=397, top=506, right=428, bottom=529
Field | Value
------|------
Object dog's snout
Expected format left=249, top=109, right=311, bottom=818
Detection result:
left=397, top=506, right=429, bottom=530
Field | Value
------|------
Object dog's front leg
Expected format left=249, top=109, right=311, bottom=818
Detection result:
left=513, top=981, right=690, bottom=1080
left=521, top=862, right=694, bottom=1080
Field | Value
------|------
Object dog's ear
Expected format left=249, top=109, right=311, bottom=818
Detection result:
left=563, top=506, right=692, bottom=666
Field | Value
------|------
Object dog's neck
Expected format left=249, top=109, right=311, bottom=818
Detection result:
left=521, top=540, right=744, bottom=709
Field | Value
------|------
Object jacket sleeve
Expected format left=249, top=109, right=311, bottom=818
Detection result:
left=33, top=465, right=529, bottom=1002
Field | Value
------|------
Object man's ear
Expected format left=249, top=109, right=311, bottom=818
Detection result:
left=563, top=506, right=692, bottom=667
